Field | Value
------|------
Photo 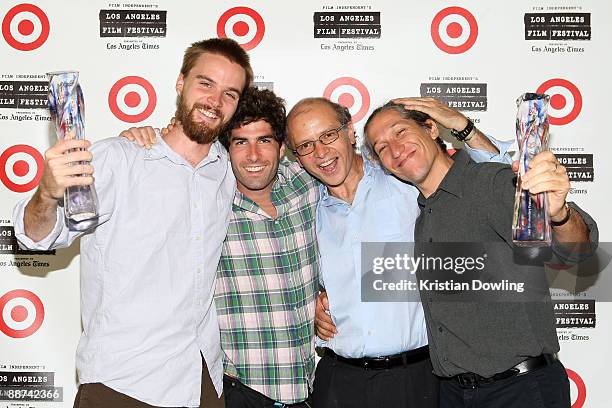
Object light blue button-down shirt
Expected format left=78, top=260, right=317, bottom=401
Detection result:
left=316, top=139, right=512, bottom=358
left=13, top=133, right=235, bottom=406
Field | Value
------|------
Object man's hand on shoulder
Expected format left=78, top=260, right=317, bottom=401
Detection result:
left=120, top=126, right=157, bottom=149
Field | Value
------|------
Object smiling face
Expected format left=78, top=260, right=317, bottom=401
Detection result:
left=175, top=52, right=246, bottom=144
left=366, top=109, right=440, bottom=185
left=287, top=102, right=358, bottom=189
left=229, top=120, right=284, bottom=196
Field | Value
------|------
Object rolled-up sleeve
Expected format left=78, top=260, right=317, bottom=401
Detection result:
left=464, top=134, right=513, bottom=164
left=12, top=198, right=77, bottom=250
left=552, top=202, right=599, bottom=264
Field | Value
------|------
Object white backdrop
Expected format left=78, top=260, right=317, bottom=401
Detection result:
left=0, top=1, right=609, bottom=407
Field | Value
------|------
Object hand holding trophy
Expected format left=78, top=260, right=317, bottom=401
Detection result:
left=47, top=71, right=99, bottom=230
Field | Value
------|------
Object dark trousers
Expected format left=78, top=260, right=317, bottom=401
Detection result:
left=73, top=357, right=224, bottom=408
left=439, top=360, right=571, bottom=408
left=312, top=353, right=439, bottom=408
left=223, top=375, right=311, bottom=408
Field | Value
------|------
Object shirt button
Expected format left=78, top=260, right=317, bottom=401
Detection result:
left=197, top=267, right=203, bottom=273
left=429, top=238, right=433, bottom=242
left=194, top=203, right=198, bottom=208
left=438, top=327, right=443, bottom=333
left=428, top=208, right=432, bottom=214
left=368, top=330, right=372, bottom=336
left=195, top=235, right=202, bottom=241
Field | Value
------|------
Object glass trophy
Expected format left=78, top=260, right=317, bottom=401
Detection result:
left=47, top=71, right=99, bottom=230
left=512, top=93, right=551, bottom=246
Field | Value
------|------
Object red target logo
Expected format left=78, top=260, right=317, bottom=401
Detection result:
left=2, top=3, right=49, bottom=51
left=323, top=77, right=371, bottom=123
left=108, top=76, right=157, bottom=123
left=537, top=79, right=582, bottom=125
left=0, top=144, right=44, bottom=193
left=431, top=7, right=478, bottom=54
left=566, top=368, right=586, bottom=408
left=217, top=7, right=265, bottom=51
left=0, top=289, right=44, bottom=338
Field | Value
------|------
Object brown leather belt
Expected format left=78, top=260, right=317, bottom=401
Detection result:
left=323, top=345, right=430, bottom=370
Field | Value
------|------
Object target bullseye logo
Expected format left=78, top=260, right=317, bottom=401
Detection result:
left=0, top=144, right=44, bottom=193
left=431, top=6, right=478, bottom=54
left=537, top=79, right=582, bottom=125
left=0, top=289, right=44, bottom=338
left=323, top=77, right=370, bottom=123
left=217, top=6, right=265, bottom=51
left=108, top=76, right=157, bottom=123
left=566, top=368, right=586, bottom=408
left=2, top=3, right=50, bottom=51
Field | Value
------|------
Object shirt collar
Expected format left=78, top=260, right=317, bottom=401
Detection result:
left=144, top=130, right=225, bottom=167
left=417, top=150, right=468, bottom=206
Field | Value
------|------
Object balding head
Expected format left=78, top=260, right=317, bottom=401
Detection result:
left=286, top=98, right=352, bottom=146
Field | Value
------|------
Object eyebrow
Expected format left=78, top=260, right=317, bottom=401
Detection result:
left=231, top=134, right=275, bottom=142
left=372, top=120, right=402, bottom=148
left=195, top=75, right=241, bottom=96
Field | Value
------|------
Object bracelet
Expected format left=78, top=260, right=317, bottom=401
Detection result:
left=450, top=118, right=474, bottom=142
left=551, top=203, right=572, bottom=227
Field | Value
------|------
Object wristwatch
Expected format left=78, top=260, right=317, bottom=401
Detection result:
left=451, top=118, right=475, bottom=142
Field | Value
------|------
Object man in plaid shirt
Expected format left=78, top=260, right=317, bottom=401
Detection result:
left=214, top=87, right=319, bottom=407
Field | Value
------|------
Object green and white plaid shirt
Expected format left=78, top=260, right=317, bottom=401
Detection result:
left=215, top=159, right=320, bottom=404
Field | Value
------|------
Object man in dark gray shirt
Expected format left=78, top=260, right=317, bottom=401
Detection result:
left=363, top=101, right=597, bottom=408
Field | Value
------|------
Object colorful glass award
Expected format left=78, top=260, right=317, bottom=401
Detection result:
left=512, top=93, right=551, bottom=246
left=47, top=71, right=98, bottom=230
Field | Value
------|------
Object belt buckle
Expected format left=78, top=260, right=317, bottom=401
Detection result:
left=456, top=373, right=479, bottom=389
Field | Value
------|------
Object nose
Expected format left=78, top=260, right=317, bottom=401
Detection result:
left=207, top=89, right=223, bottom=108
left=313, top=140, right=330, bottom=158
left=388, top=141, right=403, bottom=161
left=247, top=142, right=259, bottom=161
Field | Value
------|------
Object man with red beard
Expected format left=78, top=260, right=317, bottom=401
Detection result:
left=12, top=38, right=252, bottom=408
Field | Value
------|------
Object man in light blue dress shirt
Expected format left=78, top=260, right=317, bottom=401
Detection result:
left=286, top=97, right=512, bottom=407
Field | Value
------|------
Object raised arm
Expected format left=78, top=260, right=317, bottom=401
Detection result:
left=24, top=138, right=93, bottom=241
left=392, top=96, right=512, bottom=163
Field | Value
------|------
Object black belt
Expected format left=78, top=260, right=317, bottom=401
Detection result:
left=449, top=354, right=558, bottom=389
left=323, top=346, right=430, bottom=370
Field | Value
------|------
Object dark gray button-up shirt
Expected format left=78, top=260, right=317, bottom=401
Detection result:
left=415, top=150, right=598, bottom=378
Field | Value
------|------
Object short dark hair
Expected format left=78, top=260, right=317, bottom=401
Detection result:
left=180, top=38, right=253, bottom=91
left=363, top=101, right=447, bottom=163
left=219, top=86, right=287, bottom=149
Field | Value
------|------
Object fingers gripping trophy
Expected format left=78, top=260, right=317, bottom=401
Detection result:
left=47, top=71, right=99, bottom=230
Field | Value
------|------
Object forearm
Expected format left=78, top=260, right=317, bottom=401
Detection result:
left=23, top=189, right=60, bottom=242
left=465, top=128, right=500, bottom=154
left=551, top=204, right=590, bottom=244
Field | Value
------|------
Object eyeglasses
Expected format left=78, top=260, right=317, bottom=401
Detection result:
left=291, top=123, right=348, bottom=157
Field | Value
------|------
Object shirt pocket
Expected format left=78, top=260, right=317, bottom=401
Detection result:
left=365, top=193, right=418, bottom=241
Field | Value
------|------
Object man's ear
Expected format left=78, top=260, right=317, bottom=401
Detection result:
left=346, top=121, right=356, bottom=145
left=176, top=73, right=184, bottom=95
left=425, top=119, right=440, bottom=140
